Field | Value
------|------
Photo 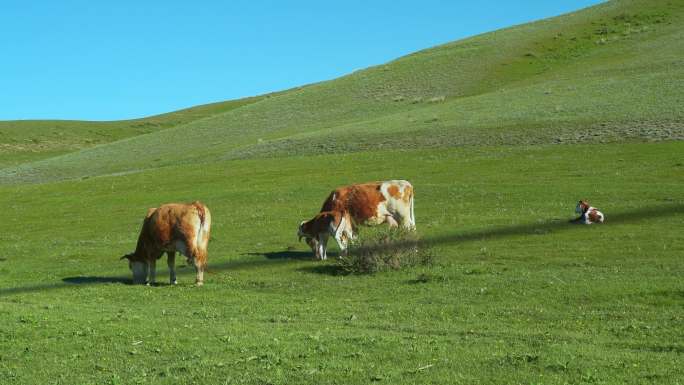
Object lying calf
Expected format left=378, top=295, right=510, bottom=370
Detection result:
left=575, top=200, right=605, bottom=224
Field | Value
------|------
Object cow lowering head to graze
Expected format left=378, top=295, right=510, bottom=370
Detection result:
left=121, top=201, right=211, bottom=286
left=298, top=210, right=354, bottom=260
left=298, top=180, right=415, bottom=259
left=574, top=200, right=605, bottom=224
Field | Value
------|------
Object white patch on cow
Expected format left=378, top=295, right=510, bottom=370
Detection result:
left=332, top=213, right=353, bottom=257
left=131, top=261, right=148, bottom=284
left=588, top=208, right=605, bottom=224
left=194, top=218, right=203, bottom=250
left=379, top=180, right=415, bottom=229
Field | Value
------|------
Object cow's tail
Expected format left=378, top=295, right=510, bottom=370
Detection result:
left=410, top=186, right=415, bottom=230
left=192, top=201, right=211, bottom=268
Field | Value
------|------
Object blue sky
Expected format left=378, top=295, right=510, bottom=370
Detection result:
left=0, top=1, right=604, bottom=121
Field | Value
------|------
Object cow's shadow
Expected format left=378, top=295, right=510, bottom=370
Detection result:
left=246, top=250, right=315, bottom=260
left=62, top=276, right=131, bottom=285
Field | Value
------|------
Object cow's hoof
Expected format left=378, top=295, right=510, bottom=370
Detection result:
left=171, top=281, right=178, bottom=285
left=195, top=281, right=204, bottom=287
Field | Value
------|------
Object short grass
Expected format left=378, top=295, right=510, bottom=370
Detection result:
left=1, top=142, right=682, bottom=384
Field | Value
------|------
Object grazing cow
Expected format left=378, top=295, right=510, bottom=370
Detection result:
left=575, top=200, right=605, bottom=224
left=121, top=201, right=211, bottom=285
left=298, top=180, right=415, bottom=260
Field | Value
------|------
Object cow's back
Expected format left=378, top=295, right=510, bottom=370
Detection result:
left=145, top=203, right=201, bottom=247
left=381, top=180, right=413, bottom=208
left=318, top=180, right=413, bottom=226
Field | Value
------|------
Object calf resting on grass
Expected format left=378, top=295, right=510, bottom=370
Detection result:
left=121, top=201, right=211, bottom=286
left=574, top=200, right=605, bottom=224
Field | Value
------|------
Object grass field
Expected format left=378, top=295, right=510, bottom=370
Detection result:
left=1, top=0, right=683, bottom=384
left=1, top=143, right=682, bottom=384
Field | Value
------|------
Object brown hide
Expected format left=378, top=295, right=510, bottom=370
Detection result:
left=319, top=183, right=386, bottom=225
left=129, top=201, right=210, bottom=268
left=587, top=209, right=603, bottom=223
left=300, top=211, right=343, bottom=238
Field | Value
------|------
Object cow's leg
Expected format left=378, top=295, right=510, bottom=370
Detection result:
left=167, top=251, right=177, bottom=285
left=194, top=260, right=205, bottom=286
left=189, top=241, right=207, bottom=287
left=334, top=232, right=349, bottom=257
left=401, top=216, right=415, bottom=230
left=306, top=237, right=319, bottom=257
left=385, top=215, right=399, bottom=228
left=147, top=258, right=157, bottom=286
left=333, top=215, right=351, bottom=257
left=395, top=207, right=415, bottom=230
left=317, top=233, right=329, bottom=260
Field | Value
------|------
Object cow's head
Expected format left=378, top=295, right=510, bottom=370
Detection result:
left=575, top=200, right=590, bottom=214
left=298, top=220, right=320, bottom=257
left=120, top=253, right=148, bottom=284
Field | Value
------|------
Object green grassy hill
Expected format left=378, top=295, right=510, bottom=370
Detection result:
left=1, top=0, right=682, bottom=184
left=0, top=95, right=268, bottom=169
left=1, top=1, right=683, bottom=384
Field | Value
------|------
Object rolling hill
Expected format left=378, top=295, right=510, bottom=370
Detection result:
left=1, top=0, right=682, bottom=184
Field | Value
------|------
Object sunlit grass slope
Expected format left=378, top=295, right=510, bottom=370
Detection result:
left=0, top=95, right=268, bottom=168
left=1, top=0, right=682, bottom=184
left=0, top=142, right=682, bottom=384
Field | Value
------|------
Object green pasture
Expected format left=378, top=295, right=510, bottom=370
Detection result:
left=1, top=143, right=682, bottom=384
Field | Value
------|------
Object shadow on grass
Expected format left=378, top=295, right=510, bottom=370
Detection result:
left=1, top=203, right=682, bottom=295
left=0, top=275, right=132, bottom=297
left=245, top=250, right=313, bottom=260
left=62, top=276, right=131, bottom=285
left=299, top=203, right=684, bottom=276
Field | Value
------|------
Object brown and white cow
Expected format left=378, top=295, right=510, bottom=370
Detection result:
left=121, top=201, right=211, bottom=285
left=298, top=180, right=415, bottom=260
left=575, top=200, right=605, bottom=224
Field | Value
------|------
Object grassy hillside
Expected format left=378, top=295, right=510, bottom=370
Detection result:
left=0, top=95, right=268, bottom=169
left=1, top=0, right=683, bottom=184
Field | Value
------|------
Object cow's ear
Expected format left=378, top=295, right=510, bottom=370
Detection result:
left=120, top=254, right=132, bottom=261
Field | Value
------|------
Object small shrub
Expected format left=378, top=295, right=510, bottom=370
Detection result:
left=336, top=228, right=433, bottom=274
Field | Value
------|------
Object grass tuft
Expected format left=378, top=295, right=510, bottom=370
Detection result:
left=336, top=228, right=433, bottom=274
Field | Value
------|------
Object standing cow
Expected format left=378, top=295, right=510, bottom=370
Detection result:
left=298, top=180, right=415, bottom=260
left=121, top=201, right=211, bottom=285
